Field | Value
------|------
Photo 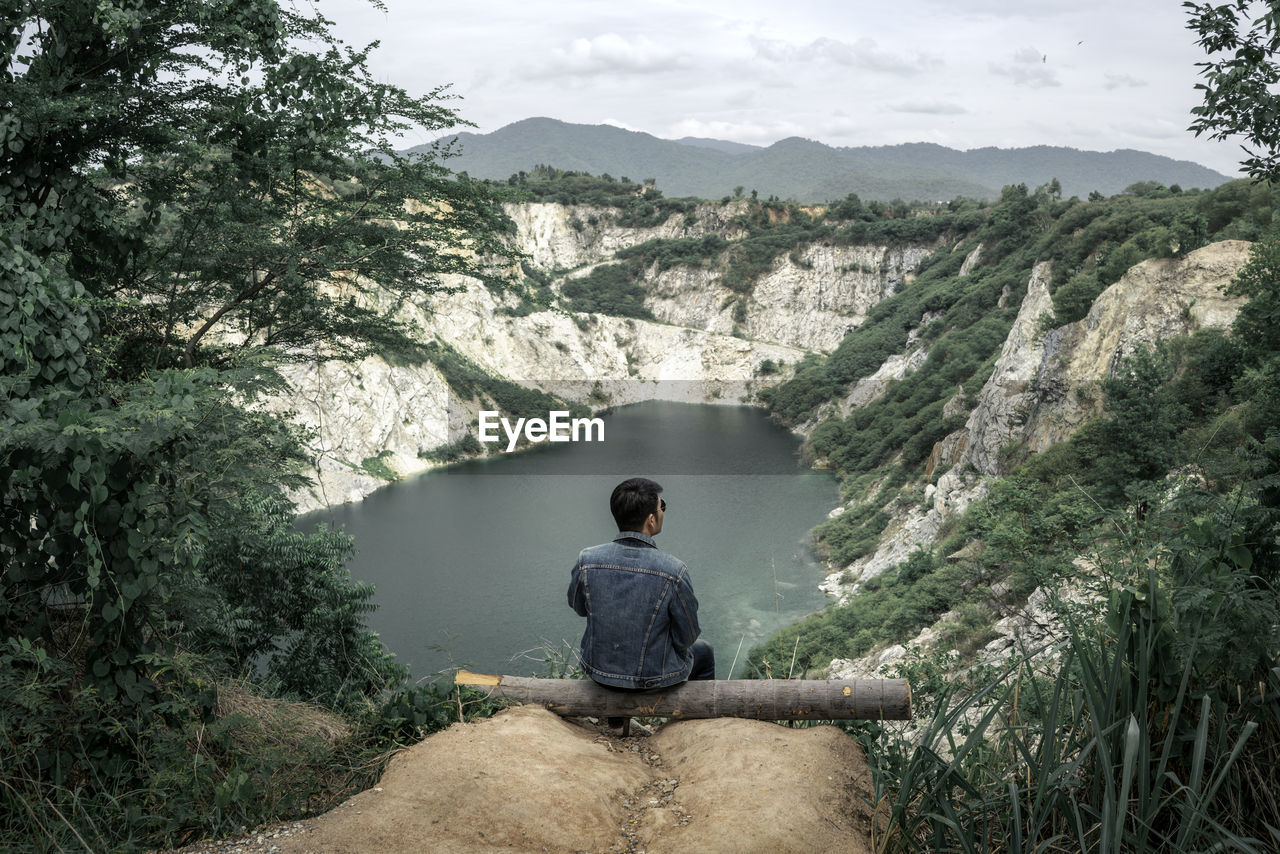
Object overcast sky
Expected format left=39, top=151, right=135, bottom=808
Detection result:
left=320, top=0, right=1248, bottom=178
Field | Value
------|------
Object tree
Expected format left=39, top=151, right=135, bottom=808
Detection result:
left=1, top=2, right=506, bottom=843
left=1189, top=0, right=1280, bottom=537
left=1187, top=1, right=1280, bottom=181
left=5, top=0, right=508, bottom=376
left=1225, top=232, right=1280, bottom=437
left=1082, top=344, right=1189, bottom=504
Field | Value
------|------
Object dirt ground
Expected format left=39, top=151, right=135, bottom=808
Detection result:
left=254, top=705, right=880, bottom=853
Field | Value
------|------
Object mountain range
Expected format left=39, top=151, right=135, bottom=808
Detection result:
left=419, top=117, right=1236, bottom=203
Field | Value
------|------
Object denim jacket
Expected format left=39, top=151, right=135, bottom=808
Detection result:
left=567, top=531, right=701, bottom=689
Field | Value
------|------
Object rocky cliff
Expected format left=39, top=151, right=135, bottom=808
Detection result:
left=282, top=197, right=1252, bottom=611
left=505, top=201, right=742, bottom=270
left=645, top=243, right=935, bottom=351
left=281, top=201, right=939, bottom=512
left=818, top=239, right=1252, bottom=603
left=276, top=198, right=1259, bottom=693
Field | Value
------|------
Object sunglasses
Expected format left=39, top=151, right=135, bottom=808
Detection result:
left=660, top=498, right=667, bottom=512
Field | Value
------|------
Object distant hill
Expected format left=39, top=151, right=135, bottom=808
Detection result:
left=420, top=117, right=1234, bottom=203
left=673, top=136, right=762, bottom=156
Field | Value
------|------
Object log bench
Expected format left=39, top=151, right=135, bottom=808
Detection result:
left=454, top=671, right=911, bottom=728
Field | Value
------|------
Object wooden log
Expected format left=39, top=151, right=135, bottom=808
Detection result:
left=454, top=671, right=911, bottom=721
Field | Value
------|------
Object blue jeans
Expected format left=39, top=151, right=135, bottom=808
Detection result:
left=604, top=640, right=715, bottom=727
left=687, top=639, right=715, bottom=681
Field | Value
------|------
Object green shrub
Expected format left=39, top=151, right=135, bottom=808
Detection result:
left=423, top=341, right=586, bottom=421
left=500, top=166, right=698, bottom=225
left=560, top=263, right=654, bottom=319
left=867, top=476, right=1280, bottom=851
left=420, top=433, right=484, bottom=463
left=616, top=234, right=727, bottom=271
left=361, top=450, right=398, bottom=481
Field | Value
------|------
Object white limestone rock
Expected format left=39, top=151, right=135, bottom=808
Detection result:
left=959, top=241, right=1251, bottom=477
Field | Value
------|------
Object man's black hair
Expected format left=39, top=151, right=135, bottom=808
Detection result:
left=610, top=477, right=663, bottom=532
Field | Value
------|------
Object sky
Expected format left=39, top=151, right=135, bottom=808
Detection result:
left=319, top=0, right=1249, bottom=178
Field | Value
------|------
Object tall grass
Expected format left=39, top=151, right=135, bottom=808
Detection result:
left=864, top=540, right=1279, bottom=852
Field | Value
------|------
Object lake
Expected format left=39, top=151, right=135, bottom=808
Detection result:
left=302, top=400, right=839, bottom=679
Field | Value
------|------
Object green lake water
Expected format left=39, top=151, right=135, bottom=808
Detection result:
left=302, top=401, right=839, bottom=678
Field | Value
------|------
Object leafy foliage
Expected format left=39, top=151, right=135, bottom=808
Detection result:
left=765, top=180, right=1262, bottom=493
left=503, top=165, right=698, bottom=226
left=1, top=2, right=509, bottom=847
left=424, top=341, right=588, bottom=421
left=863, top=470, right=1280, bottom=852
left=1026, top=189, right=1215, bottom=324
left=1187, top=1, right=1280, bottom=182
left=560, top=263, right=655, bottom=319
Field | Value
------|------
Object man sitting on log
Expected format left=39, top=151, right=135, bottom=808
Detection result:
left=567, top=478, right=715, bottom=729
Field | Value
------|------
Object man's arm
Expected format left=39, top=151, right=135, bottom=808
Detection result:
left=668, top=569, right=701, bottom=650
left=567, top=559, right=589, bottom=617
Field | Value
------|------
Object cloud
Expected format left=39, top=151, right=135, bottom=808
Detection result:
left=667, top=117, right=808, bottom=146
left=990, top=47, right=1061, bottom=88
left=916, top=0, right=1098, bottom=17
left=531, top=33, right=691, bottom=79
left=887, top=101, right=968, bottom=115
left=600, top=117, right=642, bottom=132
left=1103, top=72, right=1148, bottom=90
left=1110, top=118, right=1185, bottom=142
left=749, top=35, right=939, bottom=75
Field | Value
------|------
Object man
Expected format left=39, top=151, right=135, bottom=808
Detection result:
left=567, top=478, right=715, bottom=694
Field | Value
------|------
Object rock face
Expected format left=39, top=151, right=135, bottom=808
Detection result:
left=511, top=201, right=937, bottom=351
left=282, top=275, right=809, bottom=513
left=745, top=244, right=931, bottom=351
left=960, top=240, right=1251, bottom=478
left=647, top=243, right=935, bottom=351
left=959, top=260, right=1055, bottom=478
left=280, top=201, right=944, bottom=512
left=818, top=239, right=1253, bottom=603
left=505, top=201, right=744, bottom=270
left=268, top=357, right=458, bottom=512
left=1019, top=239, right=1252, bottom=454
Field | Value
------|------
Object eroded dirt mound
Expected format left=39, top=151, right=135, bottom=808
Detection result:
left=274, top=705, right=877, bottom=853
left=646, top=717, right=877, bottom=852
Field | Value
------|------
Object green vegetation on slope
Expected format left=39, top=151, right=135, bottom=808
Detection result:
left=762, top=180, right=1274, bottom=496
left=504, top=164, right=700, bottom=227
left=746, top=221, right=1280, bottom=849
left=750, top=178, right=1280, bottom=668
left=560, top=263, right=655, bottom=319
left=424, top=340, right=590, bottom=422
left=742, top=165, right=1280, bottom=847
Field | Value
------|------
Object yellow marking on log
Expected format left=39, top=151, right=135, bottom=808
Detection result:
left=842, top=685, right=852, bottom=696
left=454, top=670, right=502, bottom=686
